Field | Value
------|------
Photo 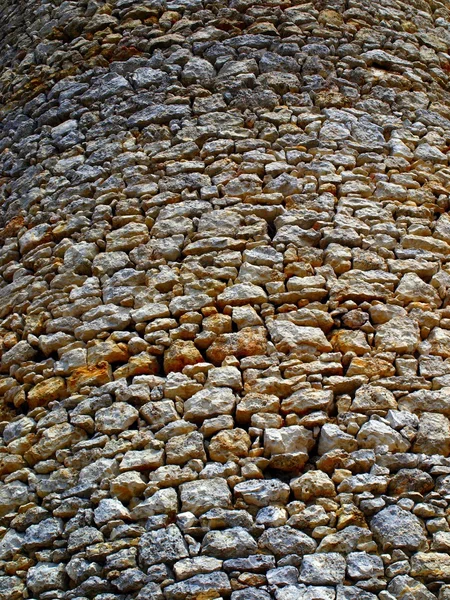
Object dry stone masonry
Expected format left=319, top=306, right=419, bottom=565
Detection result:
left=1, top=0, right=450, bottom=598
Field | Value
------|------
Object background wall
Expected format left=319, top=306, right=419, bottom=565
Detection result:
left=1, top=0, right=450, bottom=599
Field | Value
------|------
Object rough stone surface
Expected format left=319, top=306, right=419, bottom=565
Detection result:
left=0, top=0, right=450, bottom=597
left=371, top=506, right=427, bottom=552
left=299, top=553, right=346, bottom=585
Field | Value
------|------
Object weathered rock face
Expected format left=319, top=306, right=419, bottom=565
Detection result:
left=1, top=0, right=450, bottom=598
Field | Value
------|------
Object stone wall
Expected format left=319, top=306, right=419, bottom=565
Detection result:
left=1, top=0, right=450, bottom=598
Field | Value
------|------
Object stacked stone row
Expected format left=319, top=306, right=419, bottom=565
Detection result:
left=1, top=0, right=450, bottom=599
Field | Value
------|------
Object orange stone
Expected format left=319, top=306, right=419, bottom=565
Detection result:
left=28, top=377, right=67, bottom=409
left=164, top=340, right=203, bottom=374
left=67, top=362, right=112, bottom=393
left=206, top=327, right=267, bottom=366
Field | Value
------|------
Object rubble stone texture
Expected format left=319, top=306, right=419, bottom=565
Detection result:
left=2, top=0, right=450, bottom=598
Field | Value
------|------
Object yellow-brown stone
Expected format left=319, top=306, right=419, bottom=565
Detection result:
left=27, top=377, right=67, bottom=409
left=164, top=340, right=203, bottom=374
left=67, top=362, right=112, bottom=393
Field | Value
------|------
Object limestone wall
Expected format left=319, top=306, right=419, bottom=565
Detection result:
left=1, top=0, right=450, bottom=598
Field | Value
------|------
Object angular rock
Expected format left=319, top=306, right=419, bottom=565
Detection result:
left=183, top=387, right=236, bottom=422
left=413, top=412, right=450, bottom=456
left=299, top=553, right=346, bottom=585
left=259, top=526, right=317, bottom=558
left=357, top=420, right=410, bottom=452
left=202, top=527, right=258, bottom=559
left=164, top=340, right=203, bottom=374
left=180, top=479, right=232, bottom=516
left=206, top=327, right=267, bottom=365
left=264, top=425, right=314, bottom=470
left=410, top=553, right=450, bottom=579
left=291, top=471, right=336, bottom=501
left=26, top=563, right=67, bottom=595
left=139, top=525, right=189, bottom=568
left=267, top=321, right=333, bottom=355
left=375, top=317, right=420, bottom=354
left=165, top=572, right=231, bottom=600
left=347, top=552, right=384, bottom=580
left=234, top=479, right=290, bottom=507
left=95, top=402, right=138, bottom=434
left=371, top=506, right=426, bottom=552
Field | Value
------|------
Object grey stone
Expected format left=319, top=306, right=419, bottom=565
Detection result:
left=128, top=104, right=191, bottom=127
left=95, top=402, right=138, bottom=434
left=299, top=553, right=346, bottom=585
left=24, top=517, right=63, bottom=550
left=173, top=556, right=222, bottom=581
left=94, top=499, right=130, bottom=526
left=201, top=527, right=258, bottom=559
left=67, top=526, right=104, bottom=553
left=234, top=479, right=290, bottom=507
left=180, top=478, right=231, bottom=516
left=0, top=530, right=24, bottom=560
left=139, top=525, right=189, bottom=568
left=371, top=506, right=427, bottom=552
left=183, top=388, right=236, bottom=422
left=259, top=526, right=317, bottom=558
left=347, top=552, right=384, bottom=580
left=232, top=590, right=272, bottom=600
left=336, top=586, right=378, bottom=600
left=387, top=575, right=436, bottom=600
left=165, top=572, right=231, bottom=600
left=0, top=576, right=24, bottom=600
left=182, top=58, right=216, bottom=87
left=26, top=563, right=67, bottom=594
left=267, top=565, right=299, bottom=586
left=276, top=585, right=336, bottom=600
